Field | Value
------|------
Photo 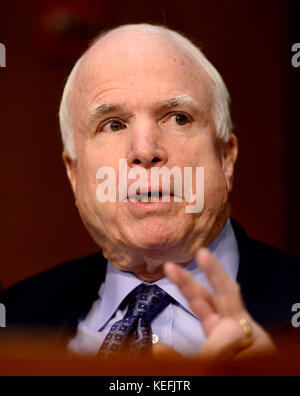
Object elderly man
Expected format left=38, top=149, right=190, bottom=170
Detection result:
left=1, top=24, right=300, bottom=360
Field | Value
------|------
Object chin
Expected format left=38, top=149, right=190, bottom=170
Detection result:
left=128, top=232, right=179, bottom=251
left=121, top=218, right=188, bottom=250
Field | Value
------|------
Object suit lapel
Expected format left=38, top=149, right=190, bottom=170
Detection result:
left=59, top=255, right=108, bottom=338
left=233, top=219, right=293, bottom=332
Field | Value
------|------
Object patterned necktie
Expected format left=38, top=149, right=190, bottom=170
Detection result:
left=98, top=284, right=173, bottom=356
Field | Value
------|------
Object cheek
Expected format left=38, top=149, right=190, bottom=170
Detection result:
left=77, top=146, right=115, bottom=190
left=75, top=154, right=121, bottom=220
left=186, top=144, right=227, bottom=207
left=74, top=157, right=103, bottom=217
left=76, top=161, right=97, bottom=194
left=203, top=162, right=228, bottom=209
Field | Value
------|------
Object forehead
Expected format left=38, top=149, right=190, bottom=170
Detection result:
left=72, top=31, right=212, bottom=114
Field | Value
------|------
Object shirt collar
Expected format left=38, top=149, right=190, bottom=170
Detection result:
left=96, top=219, right=240, bottom=328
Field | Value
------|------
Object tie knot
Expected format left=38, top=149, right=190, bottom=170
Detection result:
left=126, top=284, right=173, bottom=322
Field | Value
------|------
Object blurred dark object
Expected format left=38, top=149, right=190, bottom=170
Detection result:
left=35, top=0, right=112, bottom=60
left=0, top=330, right=300, bottom=376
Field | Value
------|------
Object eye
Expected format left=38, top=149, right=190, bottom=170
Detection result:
left=101, top=120, right=127, bottom=133
left=174, top=113, right=190, bottom=126
left=166, top=113, right=192, bottom=127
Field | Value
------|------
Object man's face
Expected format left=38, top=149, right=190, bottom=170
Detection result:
left=64, top=31, right=237, bottom=279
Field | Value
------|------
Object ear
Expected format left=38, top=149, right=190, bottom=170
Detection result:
left=220, top=133, right=238, bottom=193
left=63, top=152, right=77, bottom=194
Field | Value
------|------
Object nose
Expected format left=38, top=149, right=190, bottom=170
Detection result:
left=127, top=119, right=168, bottom=169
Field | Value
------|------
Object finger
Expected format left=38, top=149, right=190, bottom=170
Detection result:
left=164, top=262, right=215, bottom=320
left=196, top=249, right=245, bottom=316
left=197, top=318, right=254, bottom=363
left=198, top=317, right=277, bottom=362
left=234, top=321, right=277, bottom=360
left=196, top=248, right=233, bottom=295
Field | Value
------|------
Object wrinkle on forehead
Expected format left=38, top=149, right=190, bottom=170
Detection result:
left=68, top=29, right=214, bottom=131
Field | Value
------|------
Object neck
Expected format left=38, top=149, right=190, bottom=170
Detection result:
left=104, top=214, right=230, bottom=282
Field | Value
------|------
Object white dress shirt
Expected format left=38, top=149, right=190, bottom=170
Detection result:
left=69, top=219, right=240, bottom=358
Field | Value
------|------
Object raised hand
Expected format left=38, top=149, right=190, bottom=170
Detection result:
left=157, top=248, right=276, bottom=362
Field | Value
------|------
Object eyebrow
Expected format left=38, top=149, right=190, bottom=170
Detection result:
left=159, top=95, right=207, bottom=122
left=159, top=95, right=195, bottom=109
left=88, top=95, right=199, bottom=124
left=86, top=103, right=123, bottom=127
left=91, top=103, right=121, bottom=117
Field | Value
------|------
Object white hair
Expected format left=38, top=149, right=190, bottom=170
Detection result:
left=59, top=24, right=233, bottom=160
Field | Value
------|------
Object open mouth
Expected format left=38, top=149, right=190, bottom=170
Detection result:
left=133, top=192, right=170, bottom=203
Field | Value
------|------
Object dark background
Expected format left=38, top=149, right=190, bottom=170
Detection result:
left=0, top=0, right=299, bottom=290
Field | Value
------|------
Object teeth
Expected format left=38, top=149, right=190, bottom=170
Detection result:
left=140, top=196, right=152, bottom=203
left=135, top=193, right=160, bottom=203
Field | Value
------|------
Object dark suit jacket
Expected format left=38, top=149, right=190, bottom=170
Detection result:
left=1, top=220, right=300, bottom=340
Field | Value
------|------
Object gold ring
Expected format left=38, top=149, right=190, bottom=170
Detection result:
left=238, top=318, right=252, bottom=341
